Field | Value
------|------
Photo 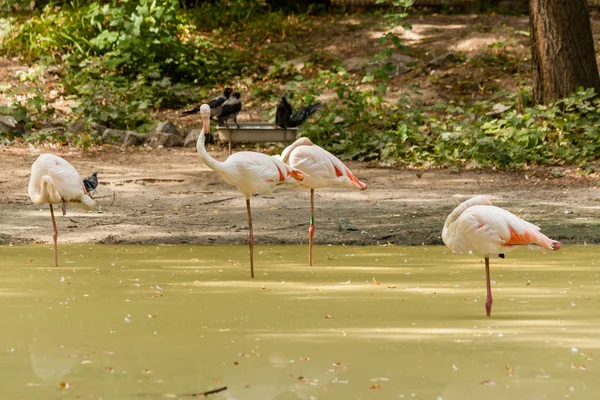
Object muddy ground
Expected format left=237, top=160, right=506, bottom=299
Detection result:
left=1, top=145, right=599, bottom=247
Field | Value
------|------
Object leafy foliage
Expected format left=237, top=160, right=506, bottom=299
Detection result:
left=2, top=2, right=600, bottom=171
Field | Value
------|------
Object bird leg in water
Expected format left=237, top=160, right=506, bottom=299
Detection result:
left=61, top=200, right=67, bottom=216
left=49, top=203, right=58, bottom=267
left=246, top=199, right=254, bottom=279
left=309, top=189, right=315, bottom=267
left=485, top=256, right=493, bottom=317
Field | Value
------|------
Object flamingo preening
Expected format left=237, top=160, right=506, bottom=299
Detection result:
left=280, top=137, right=367, bottom=266
left=442, top=195, right=561, bottom=317
left=28, top=154, right=95, bottom=267
left=195, top=104, right=305, bottom=278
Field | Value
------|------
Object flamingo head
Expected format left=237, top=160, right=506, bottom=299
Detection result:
left=297, top=137, right=313, bottom=146
left=200, top=104, right=211, bottom=118
left=200, top=104, right=211, bottom=134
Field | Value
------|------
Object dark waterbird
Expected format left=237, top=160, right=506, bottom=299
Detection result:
left=83, top=172, right=98, bottom=194
left=276, top=96, right=323, bottom=128
left=216, top=92, right=242, bottom=129
left=180, top=88, right=233, bottom=118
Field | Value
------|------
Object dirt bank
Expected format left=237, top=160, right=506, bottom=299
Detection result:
left=1, top=145, right=599, bottom=247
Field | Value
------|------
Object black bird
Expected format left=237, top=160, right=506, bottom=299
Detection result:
left=181, top=88, right=233, bottom=118
left=275, top=96, right=323, bottom=128
left=289, top=102, right=323, bottom=127
left=275, top=96, right=293, bottom=129
left=217, top=92, right=242, bottom=129
left=82, top=172, right=98, bottom=194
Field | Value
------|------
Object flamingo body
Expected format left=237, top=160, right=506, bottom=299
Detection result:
left=442, top=195, right=561, bottom=317
left=29, top=154, right=95, bottom=209
left=281, top=137, right=367, bottom=191
left=196, top=104, right=304, bottom=277
left=442, top=195, right=560, bottom=255
left=217, top=151, right=304, bottom=199
left=280, top=137, right=367, bottom=265
left=28, top=154, right=95, bottom=267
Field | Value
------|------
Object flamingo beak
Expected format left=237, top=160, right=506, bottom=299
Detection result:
left=289, top=169, right=305, bottom=181
left=201, top=115, right=210, bottom=134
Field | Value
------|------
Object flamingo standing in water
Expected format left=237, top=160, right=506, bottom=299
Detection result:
left=442, top=195, right=561, bottom=317
left=28, top=154, right=95, bottom=267
left=279, top=137, right=367, bottom=266
left=195, top=104, right=305, bottom=278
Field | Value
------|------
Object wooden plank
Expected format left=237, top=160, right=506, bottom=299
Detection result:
left=216, top=123, right=298, bottom=143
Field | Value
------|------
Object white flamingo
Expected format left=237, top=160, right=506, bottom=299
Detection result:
left=195, top=104, right=305, bottom=278
left=28, top=154, right=95, bottom=267
left=442, top=195, right=561, bottom=317
left=280, top=137, right=367, bottom=266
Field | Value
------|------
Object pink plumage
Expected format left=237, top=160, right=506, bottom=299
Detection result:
left=442, top=195, right=561, bottom=317
left=280, top=137, right=367, bottom=266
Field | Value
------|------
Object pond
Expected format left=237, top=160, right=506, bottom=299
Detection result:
left=0, top=244, right=598, bottom=399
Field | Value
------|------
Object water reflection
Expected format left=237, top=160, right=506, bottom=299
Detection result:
left=0, top=244, right=597, bottom=399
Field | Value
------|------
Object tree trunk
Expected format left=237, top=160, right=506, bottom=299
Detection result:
left=529, top=0, right=600, bottom=105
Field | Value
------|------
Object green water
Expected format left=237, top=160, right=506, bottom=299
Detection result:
left=0, top=244, right=598, bottom=400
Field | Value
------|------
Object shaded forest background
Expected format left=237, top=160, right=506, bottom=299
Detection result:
left=1, top=0, right=600, bottom=172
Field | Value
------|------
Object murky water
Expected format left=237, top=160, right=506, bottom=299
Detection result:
left=0, top=244, right=598, bottom=399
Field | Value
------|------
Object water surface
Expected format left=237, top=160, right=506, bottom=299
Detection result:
left=0, top=244, right=598, bottom=399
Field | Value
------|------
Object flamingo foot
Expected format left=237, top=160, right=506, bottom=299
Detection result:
left=485, top=300, right=493, bottom=317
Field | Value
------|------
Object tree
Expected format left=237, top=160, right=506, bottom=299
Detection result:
left=529, top=0, right=600, bottom=105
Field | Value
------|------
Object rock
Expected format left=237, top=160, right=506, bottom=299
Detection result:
left=0, top=115, right=18, bottom=134
left=333, top=116, right=345, bottom=124
left=149, top=132, right=182, bottom=147
left=40, top=120, right=65, bottom=129
left=427, top=52, right=463, bottom=69
left=68, top=119, right=87, bottom=134
left=102, top=129, right=131, bottom=145
left=485, top=103, right=512, bottom=116
left=155, top=121, right=178, bottom=135
left=184, top=129, right=202, bottom=148
left=93, top=123, right=108, bottom=138
left=376, top=53, right=417, bottom=76
left=124, top=132, right=148, bottom=146
left=342, top=56, right=371, bottom=73
left=35, top=126, right=66, bottom=139
left=288, top=55, right=311, bottom=72
left=339, top=217, right=358, bottom=231
left=267, top=54, right=311, bottom=77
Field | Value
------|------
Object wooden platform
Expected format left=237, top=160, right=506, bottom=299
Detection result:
left=216, top=122, right=298, bottom=154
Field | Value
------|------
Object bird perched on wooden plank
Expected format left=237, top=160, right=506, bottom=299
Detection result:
left=442, top=195, right=561, bottom=317
left=180, top=88, right=233, bottom=118
left=82, top=172, right=98, bottom=194
left=28, top=154, right=95, bottom=267
left=276, top=96, right=323, bottom=128
left=217, top=92, right=242, bottom=129
left=275, top=96, right=293, bottom=129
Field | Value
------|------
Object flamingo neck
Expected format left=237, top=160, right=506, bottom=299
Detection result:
left=281, top=137, right=313, bottom=163
left=196, top=125, right=224, bottom=173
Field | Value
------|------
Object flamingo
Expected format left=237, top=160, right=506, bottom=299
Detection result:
left=28, top=154, right=95, bottom=267
left=442, top=195, right=561, bottom=317
left=279, top=137, right=367, bottom=266
left=195, top=104, right=305, bottom=278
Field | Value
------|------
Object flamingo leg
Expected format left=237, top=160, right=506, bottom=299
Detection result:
left=49, top=203, right=58, bottom=267
left=246, top=198, right=254, bottom=279
left=485, top=256, right=493, bottom=317
left=61, top=200, right=67, bottom=216
left=309, top=189, right=315, bottom=267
